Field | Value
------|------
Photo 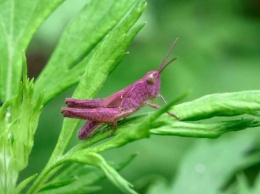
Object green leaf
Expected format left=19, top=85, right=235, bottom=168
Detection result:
left=222, top=173, right=253, bottom=194
left=0, top=0, right=64, bottom=101
left=35, top=0, right=145, bottom=104
left=11, top=55, right=44, bottom=172
left=60, top=152, right=137, bottom=194
left=53, top=0, right=146, bottom=158
left=170, top=91, right=260, bottom=121
left=150, top=91, right=260, bottom=138
left=145, top=178, right=171, bottom=194
left=170, top=129, right=258, bottom=194
left=253, top=172, right=260, bottom=194
left=14, top=174, right=37, bottom=194
left=28, top=1, right=147, bottom=193
left=0, top=54, right=43, bottom=193
left=40, top=185, right=100, bottom=194
left=39, top=154, right=137, bottom=194
left=222, top=152, right=260, bottom=194
left=235, top=174, right=251, bottom=194
left=151, top=119, right=260, bottom=138
left=39, top=178, right=78, bottom=192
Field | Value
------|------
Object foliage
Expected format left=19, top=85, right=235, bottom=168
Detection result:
left=0, top=0, right=259, bottom=193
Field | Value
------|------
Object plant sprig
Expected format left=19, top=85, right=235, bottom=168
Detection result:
left=0, top=0, right=260, bottom=193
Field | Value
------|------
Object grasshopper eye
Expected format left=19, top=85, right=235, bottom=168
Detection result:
left=147, top=74, right=155, bottom=85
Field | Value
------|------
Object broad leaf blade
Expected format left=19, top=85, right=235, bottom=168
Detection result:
left=28, top=1, right=146, bottom=193
left=52, top=0, right=146, bottom=158
left=151, top=119, right=260, bottom=138
left=35, top=0, right=142, bottom=104
left=170, top=130, right=258, bottom=194
left=169, top=91, right=260, bottom=121
left=0, top=0, right=64, bottom=101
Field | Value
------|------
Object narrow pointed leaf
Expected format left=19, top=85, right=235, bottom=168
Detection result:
left=53, top=0, right=146, bottom=157
left=60, top=152, right=137, bottom=194
left=35, top=0, right=145, bottom=104
left=14, top=174, right=37, bottom=194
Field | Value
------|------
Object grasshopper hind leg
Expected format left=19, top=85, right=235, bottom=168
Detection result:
left=78, top=121, right=101, bottom=140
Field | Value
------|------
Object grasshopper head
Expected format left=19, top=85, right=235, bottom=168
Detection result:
left=145, top=70, right=161, bottom=98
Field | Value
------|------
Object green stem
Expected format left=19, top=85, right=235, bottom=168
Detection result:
left=26, top=159, right=64, bottom=194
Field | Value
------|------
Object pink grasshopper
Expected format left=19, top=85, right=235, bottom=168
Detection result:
left=62, top=38, right=179, bottom=140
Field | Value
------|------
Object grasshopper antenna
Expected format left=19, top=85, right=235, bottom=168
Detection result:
left=158, top=37, right=178, bottom=74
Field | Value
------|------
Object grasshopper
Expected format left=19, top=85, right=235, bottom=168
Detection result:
left=62, top=38, right=179, bottom=140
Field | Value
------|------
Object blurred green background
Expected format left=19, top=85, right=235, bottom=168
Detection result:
left=23, top=0, right=260, bottom=193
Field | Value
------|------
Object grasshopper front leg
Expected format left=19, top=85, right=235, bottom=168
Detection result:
left=144, top=98, right=179, bottom=119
